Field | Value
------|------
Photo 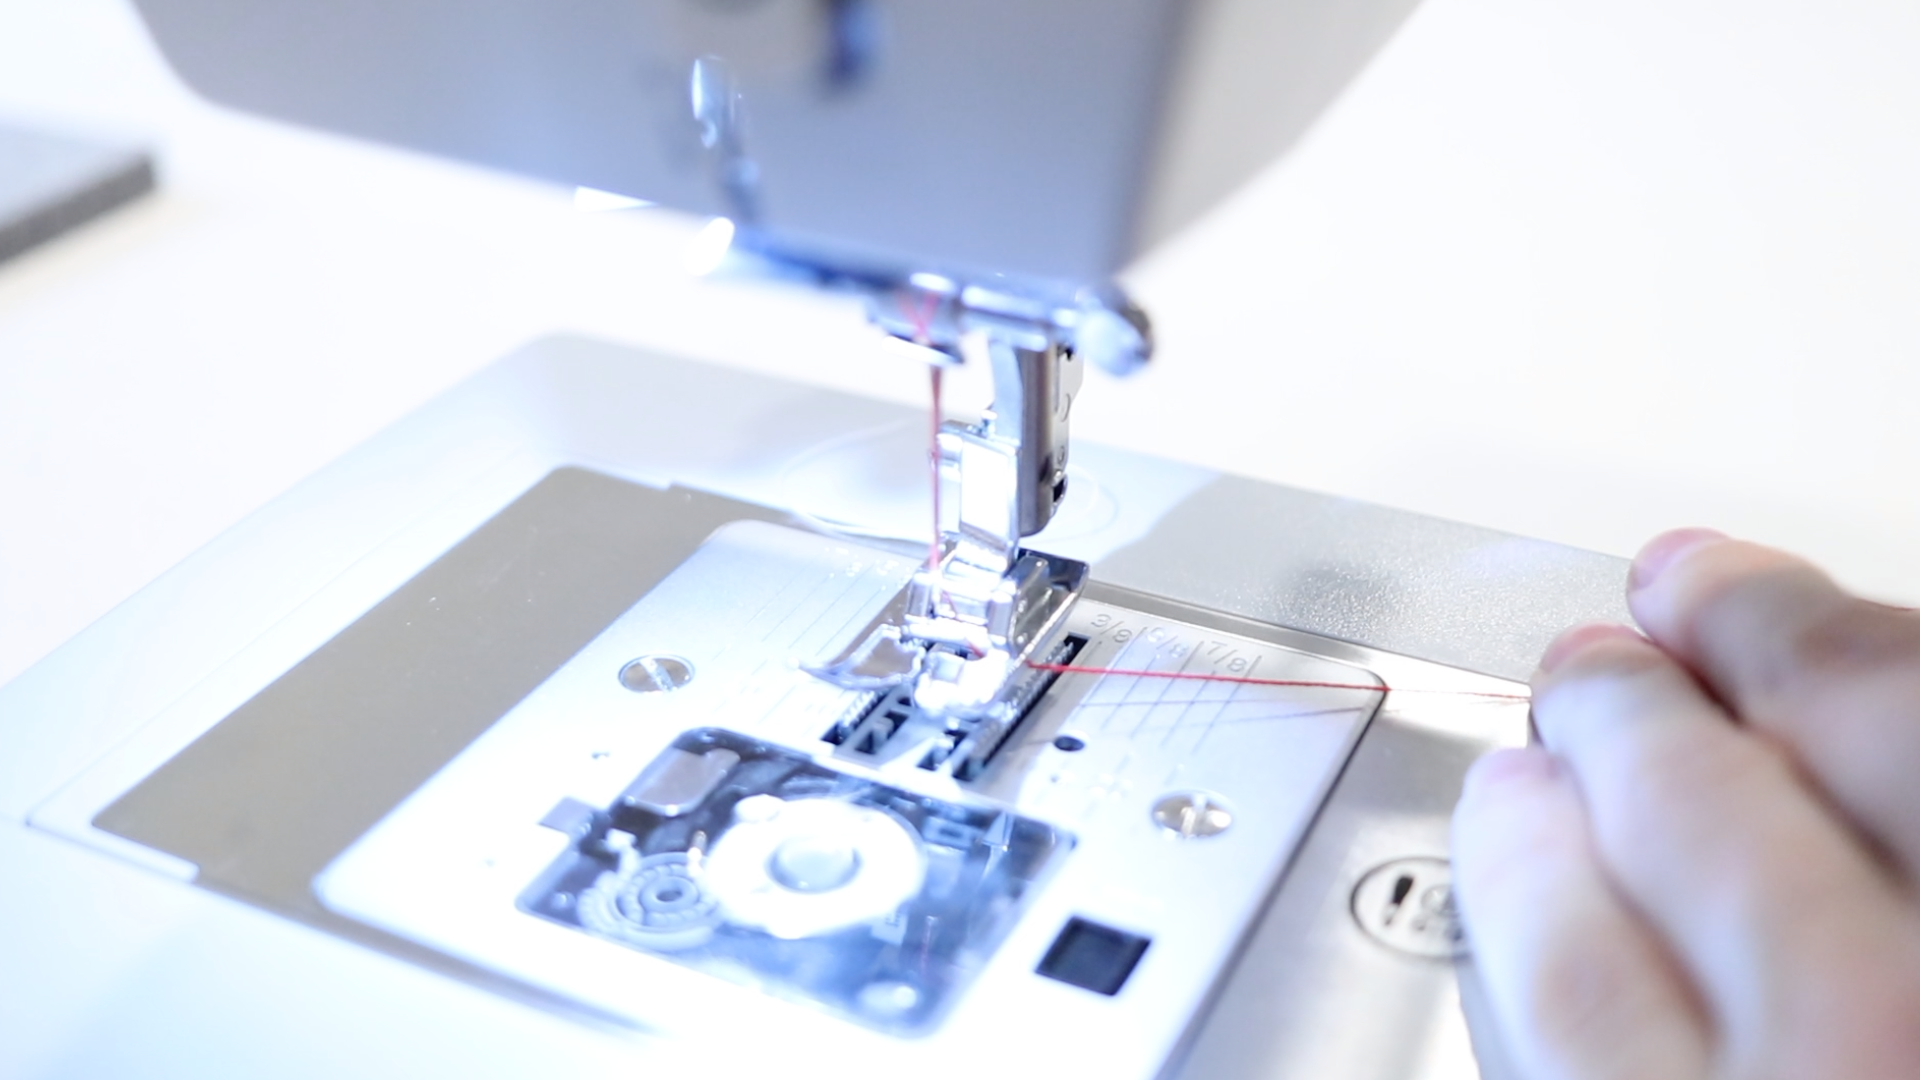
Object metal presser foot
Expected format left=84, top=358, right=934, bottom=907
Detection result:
left=808, top=544, right=1088, bottom=718
left=806, top=276, right=1150, bottom=728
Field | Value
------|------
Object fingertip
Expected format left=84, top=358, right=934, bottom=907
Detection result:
left=1454, top=747, right=1570, bottom=891
left=1626, top=533, right=1814, bottom=646
left=1467, top=746, right=1556, bottom=786
left=1527, top=623, right=1699, bottom=762
left=1628, top=527, right=1728, bottom=594
left=1537, top=622, right=1645, bottom=677
left=1459, top=746, right=1561, bottom=812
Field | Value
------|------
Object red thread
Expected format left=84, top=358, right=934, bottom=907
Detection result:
left=899, top=289, right=940, bottom=344
left=900, top=287, right=947, bottom=577
left=1026, top=662, right=1528, bottom=700
left=927, top=363, right=944, bottom=575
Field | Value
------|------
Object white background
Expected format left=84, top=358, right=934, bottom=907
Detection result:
left=1, top=0, right=1916, bottom=690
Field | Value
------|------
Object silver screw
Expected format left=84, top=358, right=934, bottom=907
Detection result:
left=619, top=655, right=696, bottom=694
left=1152, top=792, right=1232, bottom=838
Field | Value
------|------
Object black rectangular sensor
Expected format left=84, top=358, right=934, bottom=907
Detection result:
left=1037, top=917, right=1151, bottom=996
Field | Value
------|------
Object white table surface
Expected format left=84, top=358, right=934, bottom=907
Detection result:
left=2, top=0, right=1917, bottom=691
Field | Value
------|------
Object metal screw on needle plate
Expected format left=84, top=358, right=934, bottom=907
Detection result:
left=619, top=655, right=695, bottom=694
left=1152, top=792, right=1232, bottom=838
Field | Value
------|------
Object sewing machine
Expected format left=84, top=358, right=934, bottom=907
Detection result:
left=0, top=2, right=1633, bottom=1077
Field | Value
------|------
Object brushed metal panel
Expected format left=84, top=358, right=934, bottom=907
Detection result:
left=96, top=469, right=783, bottom=912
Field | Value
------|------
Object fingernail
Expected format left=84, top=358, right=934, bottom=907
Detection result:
left=1537, top=622, right=1639, bottom=674
left=1628, top=527, right=1726, bottom=593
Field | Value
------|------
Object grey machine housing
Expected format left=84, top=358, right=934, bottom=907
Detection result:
left=130, top=0, right=1423, bottom=288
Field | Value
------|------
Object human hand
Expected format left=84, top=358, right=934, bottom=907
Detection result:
left=1452, top=529, right=1920, bottom=1079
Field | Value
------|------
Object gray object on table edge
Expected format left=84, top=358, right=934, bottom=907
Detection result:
left=0, top=121, right=154, bottom=265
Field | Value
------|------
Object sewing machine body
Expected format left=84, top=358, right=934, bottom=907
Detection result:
left=131, top=0, right=1422, bottom=285
left=0, top=337, right=1626, bottom=1078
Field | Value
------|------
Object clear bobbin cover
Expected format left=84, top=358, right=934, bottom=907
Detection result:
left=519, top=727, right=1073, bottom=1034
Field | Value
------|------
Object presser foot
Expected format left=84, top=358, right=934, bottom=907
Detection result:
left=804, top=549, right=1088, bottom=721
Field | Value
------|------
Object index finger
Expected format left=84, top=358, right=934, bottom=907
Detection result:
left=1626, top=528, right=1920, bottom=877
